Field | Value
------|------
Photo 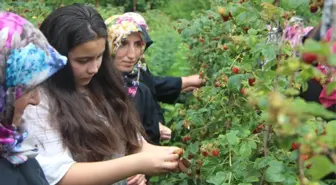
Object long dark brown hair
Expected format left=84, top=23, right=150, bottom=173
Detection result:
left=39, top=4, right=144, bottom=162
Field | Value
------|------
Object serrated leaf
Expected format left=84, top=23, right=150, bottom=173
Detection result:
left=326, top=81, right=336, bottom=95
left=291, top=99, right=336, bottom=119
left=265, top=161, right=286, bottom=182
left=261, top=0, right=274, bottom=4
left=248, top=140, right=257, bottom=149
left=188, top=142, right=199, bottom=154
left=302, top=39, right=330, bottom=56
left=244, top=176, right=259, bottom=183
left=261, top=44, right=277, bottom=61
left=324, top=121, right=336, bottom=148
left=254, top=157, right=270, bottom=169
left=206, top=171, right=227, bottom=185
left=239, top=142, right=252, bottom=157
left=226, top=131, right=240, bottom=146
left=307, top=155, right=336, bottom=180
left=227, top=74, right=244, bottom=91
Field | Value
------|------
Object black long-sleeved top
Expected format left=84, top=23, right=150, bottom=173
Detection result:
left=133, top=83, right=160, bottom=145
left=299, top=79, right=336, bottom=113
left=139, top=68, right=182, bottom=124
left=132, top=83, right=161, bottom=145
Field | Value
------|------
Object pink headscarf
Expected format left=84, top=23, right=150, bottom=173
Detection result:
left=318, top=28, right=336, bottom=109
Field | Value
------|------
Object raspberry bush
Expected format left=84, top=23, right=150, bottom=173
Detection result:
left=155, top=0, right=336, bottom=184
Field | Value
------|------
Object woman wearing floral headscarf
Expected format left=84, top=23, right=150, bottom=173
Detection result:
left=106, top=12, right=204, bottom=143
left=105, top=13, right=166, bottom=145
left=0, top=11, right=67, bottom=184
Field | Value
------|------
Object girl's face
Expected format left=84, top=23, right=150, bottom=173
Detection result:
left=13, top=89, right=40, bottom=126
left=114, top=32, right=144, bottom=72
left=68, top=38, right=106, bottom=89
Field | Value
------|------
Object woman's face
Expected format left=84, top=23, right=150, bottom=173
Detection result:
left=114, top=32, right=144, bottom=72
left=13, top=89, right=40, bottom=126
left=68, top=37, right=106, bottom=89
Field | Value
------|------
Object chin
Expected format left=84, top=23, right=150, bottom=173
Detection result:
left=121, top=67, right=133, bottom=73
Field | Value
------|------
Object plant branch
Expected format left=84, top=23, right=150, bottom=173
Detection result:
left=298, top=150, right=306, bottom=185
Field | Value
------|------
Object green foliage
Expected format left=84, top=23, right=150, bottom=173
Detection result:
left=162, top=0, right=210, bottom=20
left=156, top=0, right=336, bottom=184
left=144, top=10, right=191, bottom=76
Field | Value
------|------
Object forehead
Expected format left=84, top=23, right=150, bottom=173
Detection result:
left=124, top=32, right=143, bottom=41
left=69, top=37, right=106, bottom=57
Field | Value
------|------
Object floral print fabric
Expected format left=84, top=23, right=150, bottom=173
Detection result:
left=0, top=12, right=67, bottom=164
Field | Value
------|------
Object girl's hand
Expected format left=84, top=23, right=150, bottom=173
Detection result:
left=137, top=147, right=179, bottom=175
left=127, top=174, right=147, bottom=185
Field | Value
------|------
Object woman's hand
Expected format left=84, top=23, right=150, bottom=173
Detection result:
left=127, top=174, right=147, bottom=185
left=159, top=123, right=171, bottom=140
left=181, top=74, right=205, bottom=92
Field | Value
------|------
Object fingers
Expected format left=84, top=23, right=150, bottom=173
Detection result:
left=181, top=86, right=197, bottom=92
left=127, top=174, right=146, bottom=185
left=178, top=159, right=190, bottom=173
left=162, top=160, right=179, bottom=171
left=162, top=146, right=180, bottom=154
left=160, top=134, right=171, bottom=140
left=160, top=126, right=172, bottom=140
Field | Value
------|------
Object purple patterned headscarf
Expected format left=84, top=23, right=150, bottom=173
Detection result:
left=0, top=12, right=67, bottom=164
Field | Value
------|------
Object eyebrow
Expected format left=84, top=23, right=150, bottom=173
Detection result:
left=123, top=39, right=142, bottom=43
left=74, top=51, right=105, bottom=60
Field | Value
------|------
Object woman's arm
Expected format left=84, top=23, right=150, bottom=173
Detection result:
left=23, top=93, right=179, bottom=185
left=58, top=154, right=145, bottom=185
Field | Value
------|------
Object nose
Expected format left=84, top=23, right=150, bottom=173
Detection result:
left=87, top=60, right=99, bottom=75
left=126, top=45, right=136, bottom=60
left=29, top=89, right=40, bottom=106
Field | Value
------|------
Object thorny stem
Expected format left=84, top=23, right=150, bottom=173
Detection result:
left=228, top=150, right=232, bottom=184
left=273, top=0, right=280, bottom=6
left=298, top=150, right=306, bottom=185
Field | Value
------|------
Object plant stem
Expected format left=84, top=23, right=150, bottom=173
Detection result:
left=298, top=150, right=306, bottom=185
left=229, top=150, right=232, bottom=184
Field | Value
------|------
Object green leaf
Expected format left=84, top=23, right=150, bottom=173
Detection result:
left=261, top=45, right=277, bottom=61
left=227, top=74, right=244, bottom=91
left=324, top=121, right=336, bottom=148
left=226, top=131, right=240, bottom=146
left=206, top=171, right=227, bottom=185
left=188, top=142, right=199, bottom=154
left=328, top=54, right=336, bottom=67
left=244, top=176, right=259, bottom=183
left=265, top=161, right=286, bottom=182
left=307, top=155, right=336, bottom=180
left=261, top=0, right=274, bottom=3
left=302, top=39, right=330, bottom=56
left=277, top=136, right=293, bottom=150
left=326, top=81, right=336, bottom=95
left=291, top=99, right=336, bottom=119
left=248, top=140, right=257, bottom=149
left=254, top=157, right=271, bottom=169
left=239, top=142, right=252, bottom=157
left=280, top=0, right=306, bottom=9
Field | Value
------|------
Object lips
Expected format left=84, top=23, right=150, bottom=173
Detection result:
left=82, top=77, right=93, bottom=81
